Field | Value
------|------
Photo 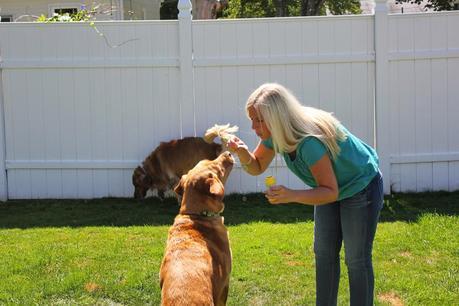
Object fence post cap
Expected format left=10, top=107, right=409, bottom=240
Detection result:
left=178, top=0, right=192, bottom=17
left=374, top=0, right=389, bottom=7
left=374, top=0, right=389, bottom=11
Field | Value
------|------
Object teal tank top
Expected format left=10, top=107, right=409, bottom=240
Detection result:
left=262, top=126, right=379, bottom=200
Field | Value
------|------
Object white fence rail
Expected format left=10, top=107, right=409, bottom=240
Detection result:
left=0, top=0, right=458, bottom=200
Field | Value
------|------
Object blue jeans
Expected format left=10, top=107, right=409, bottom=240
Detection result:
left=314, top=172, right=383, bottom=306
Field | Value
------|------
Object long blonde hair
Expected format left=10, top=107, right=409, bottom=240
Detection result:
left=246, top=83, right=347, bottom=160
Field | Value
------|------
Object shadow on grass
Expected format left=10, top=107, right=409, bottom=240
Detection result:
left=0, top=191, right=458, bottom=229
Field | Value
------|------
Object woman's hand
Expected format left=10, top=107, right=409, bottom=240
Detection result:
left=226, top=136, right=248, bottom=153
left=265, top=185, right=296, bottom=204
left=227, top=137, right=276, bottom=176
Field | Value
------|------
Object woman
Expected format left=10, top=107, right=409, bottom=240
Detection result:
left=227, top=83, right=383, bottom=306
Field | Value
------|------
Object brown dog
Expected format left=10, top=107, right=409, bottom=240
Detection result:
left=159, top=151, right=234, bottom=306
left=132, top=137, right=223, bottom=200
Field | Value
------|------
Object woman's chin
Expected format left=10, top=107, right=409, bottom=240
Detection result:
left=259, top=134, right=269, bottom=141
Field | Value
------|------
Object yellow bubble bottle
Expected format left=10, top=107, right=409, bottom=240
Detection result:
left=265, top=176, right=277, bottom=188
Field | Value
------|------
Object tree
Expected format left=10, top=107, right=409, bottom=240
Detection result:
left=160, top=0, right=179, bottom=19
left=395, top=0, right=457, bottom=11
left=301, top=0, right=328, bottom=15
left=325, top=0, right=361, bottom=15
left=223, top=0, right=361, bottom=18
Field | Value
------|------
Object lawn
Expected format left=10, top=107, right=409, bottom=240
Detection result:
left=0, top=192, right=458, bottom=305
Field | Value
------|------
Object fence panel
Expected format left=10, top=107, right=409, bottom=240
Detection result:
left=192, top=16, right=375, bottom=194
left=0, top=22, right=181, bottom=198
left=387, top=12, right=459, bottom=192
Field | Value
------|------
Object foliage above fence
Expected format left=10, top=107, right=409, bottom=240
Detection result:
left=36, top=5, right=95, bottom=22
left=33, top=4, right=139, bottom=49
left=222, top=0, right=362, bottom=18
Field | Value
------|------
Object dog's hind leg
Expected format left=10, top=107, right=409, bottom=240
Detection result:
left=157, top=189, right=165, bottom=201
left=167, top=177, right=182, bottom=205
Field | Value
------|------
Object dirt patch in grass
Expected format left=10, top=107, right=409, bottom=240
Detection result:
left=286, top=260, right=304, bottom=266
left=282, top=251, right=305, bottom=266
left=378, top=291, right=404, bottom=306
left=84, top=282, right=102, bottom=293
left=399, top=251, right=412, bottom=258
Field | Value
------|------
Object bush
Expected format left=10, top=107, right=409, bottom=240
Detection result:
left=35, top=5, right=97, bottom=23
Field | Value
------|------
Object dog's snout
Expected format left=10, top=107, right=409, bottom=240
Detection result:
left=223, top=151, right=235, bottom=163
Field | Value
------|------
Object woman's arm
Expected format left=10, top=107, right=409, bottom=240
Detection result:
left=228, top=137, right=275, bottom=176
left=266, top=154, right=339, bottom=205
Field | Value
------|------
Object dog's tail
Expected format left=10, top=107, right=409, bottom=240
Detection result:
left=203, top=124, right=239, bottom=144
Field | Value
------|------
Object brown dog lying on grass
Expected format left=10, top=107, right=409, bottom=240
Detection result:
left=132, top=124, right=238, bottom=200
left=132, top=137, right=222, bottom=200
left=159, top=151, right=234, bottom=306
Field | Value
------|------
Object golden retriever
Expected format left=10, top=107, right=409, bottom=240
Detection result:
left=159, top=151, right=234, bottom=306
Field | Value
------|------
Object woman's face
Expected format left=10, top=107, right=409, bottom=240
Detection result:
left=248, top=106, right=271, bottom=140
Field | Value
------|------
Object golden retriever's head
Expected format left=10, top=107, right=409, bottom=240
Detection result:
left=132, top=166, right=152, bottom=199
left=174, top=151, right=234, bottom=215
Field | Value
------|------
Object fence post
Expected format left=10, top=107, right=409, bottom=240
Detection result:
left=374, top=0, right=391, bottom=195
left=177, top=0, right=196, bottom=137
left=0, top=68, right=7, bottom=201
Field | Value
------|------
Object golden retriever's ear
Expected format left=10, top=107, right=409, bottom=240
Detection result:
left=174, top=174, right=187, bottom=196
left=205, top=177, right=224, bottom=199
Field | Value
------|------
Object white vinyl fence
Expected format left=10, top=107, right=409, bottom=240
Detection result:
left=384, top=12, right=459, bottom=192
left=0, top=0, right=458, bottom=200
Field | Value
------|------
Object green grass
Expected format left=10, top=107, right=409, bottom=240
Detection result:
left=0, top=192, right=458, bottom=305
